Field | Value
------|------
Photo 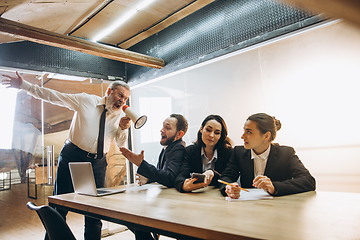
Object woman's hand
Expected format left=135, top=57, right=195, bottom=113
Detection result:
left=225, top=182, right=241, bottom=199
left=182, top=178, right=206, bottom=192
left=252, top=175, right=275, bottom=194
left=203, top=170, right=214, bottom=185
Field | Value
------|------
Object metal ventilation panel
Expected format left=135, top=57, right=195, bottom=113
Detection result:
left=126, top=0, right=323, bottom=84
left=0, top=41, right=125, bottom=80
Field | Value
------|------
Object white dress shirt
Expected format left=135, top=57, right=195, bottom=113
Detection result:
left=20, top=80, right=128, bottom=154
left=251, top=144, right=271, bottom=177
left=201, top=147, right=218, bottom=172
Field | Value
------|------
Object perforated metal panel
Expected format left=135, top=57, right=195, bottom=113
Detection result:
left=126, top=0, right=323, bottom=84
left=0, top=41, right=125, bottom=80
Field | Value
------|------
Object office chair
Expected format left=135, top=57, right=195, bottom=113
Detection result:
left=26, top=201, right=76, bottom=240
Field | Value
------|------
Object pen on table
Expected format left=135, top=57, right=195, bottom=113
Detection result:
left=211, top=168, right=221, bottom=177
left=217, top=179, right=249, bottom=192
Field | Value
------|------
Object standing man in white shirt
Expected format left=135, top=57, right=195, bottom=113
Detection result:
left=1, top=71, right=131, bottom=240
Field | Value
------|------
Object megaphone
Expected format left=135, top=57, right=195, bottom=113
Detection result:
left=122, top=105, right=147, bottom=129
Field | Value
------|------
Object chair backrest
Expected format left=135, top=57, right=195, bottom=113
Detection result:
left=26, top=202, right=76, bottom=240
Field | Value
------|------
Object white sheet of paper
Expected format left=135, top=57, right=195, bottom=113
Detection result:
left=125, top=183, right=164, bottom=192
left=225, top=188, right=273, bottom=201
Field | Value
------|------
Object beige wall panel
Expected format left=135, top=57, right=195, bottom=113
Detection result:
left=183, top=50, right=265, bottom=144
left=259, top=20, right=360, bottom=181
left=260, top=20, right=360, bottom=149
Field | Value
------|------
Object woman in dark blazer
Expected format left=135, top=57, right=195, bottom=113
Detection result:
left=220, top=113, right=316, bottom=198
left=175, top=115, right=233, bottom=192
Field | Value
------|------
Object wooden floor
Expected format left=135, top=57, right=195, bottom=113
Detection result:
left=0, top=183, right=172, bottom=240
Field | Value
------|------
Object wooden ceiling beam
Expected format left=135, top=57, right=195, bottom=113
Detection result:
left=0, top=17, right=165, bottom=69
left=279, top=0, right=360, bottom=28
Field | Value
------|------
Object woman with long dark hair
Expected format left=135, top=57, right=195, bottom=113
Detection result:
left=175, top=114, right=233, bottom=192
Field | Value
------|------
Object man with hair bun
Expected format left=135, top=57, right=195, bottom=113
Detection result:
left=220, top=113, right=315, bottom=198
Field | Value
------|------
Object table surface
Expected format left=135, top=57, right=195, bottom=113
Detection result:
left=48, top=184, right=360, bottom=240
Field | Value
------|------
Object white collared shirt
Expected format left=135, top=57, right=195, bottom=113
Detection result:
left=20, top=80, right=128, bottom=154
left=201, top=147, right=218, bottom=171
left=251, top=144, right=271, bottom=177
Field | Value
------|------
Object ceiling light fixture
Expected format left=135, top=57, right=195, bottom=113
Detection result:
left=47, top=73, right=88, bottom=81
left=92, top=0, right=157, bottom=42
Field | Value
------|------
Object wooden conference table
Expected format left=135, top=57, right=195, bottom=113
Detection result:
left=48, top=184, right=360, bottom=240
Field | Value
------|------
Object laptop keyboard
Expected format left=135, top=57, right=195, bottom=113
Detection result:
left=97, top=189, right=110, bottom=194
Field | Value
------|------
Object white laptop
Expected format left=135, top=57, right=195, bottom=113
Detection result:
left=69, top=162, right=126, bottom=197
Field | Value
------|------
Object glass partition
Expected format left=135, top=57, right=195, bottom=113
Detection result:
left=0, top=71, right=47, bottom=200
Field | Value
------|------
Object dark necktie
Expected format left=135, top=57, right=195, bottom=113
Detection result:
left=157, top=148, right=165, bottom=169
left=97, top=105, right=107, bottom=159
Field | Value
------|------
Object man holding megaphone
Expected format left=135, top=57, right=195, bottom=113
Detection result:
left=120, top=113, right=188, bottom=240
left=1, top=71, right=131, bottom=240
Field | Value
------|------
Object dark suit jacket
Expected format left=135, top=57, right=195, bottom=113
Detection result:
left=220, top=143, right=316, bottom=196
left=137, top=139, right=186, bottom=188
left=175, top=143, right=233, bottom=192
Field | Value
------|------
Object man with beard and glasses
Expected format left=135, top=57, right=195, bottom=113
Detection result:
left=1, top=71, right=131, bottom=240
left=120, top=114, right=188, bottom=240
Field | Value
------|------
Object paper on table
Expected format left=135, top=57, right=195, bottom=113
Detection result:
left=225, top=188, right=273, bottom=201
left=125, top=183, right=164, bottom=192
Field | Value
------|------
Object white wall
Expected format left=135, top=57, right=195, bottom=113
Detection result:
left=129, top=20, right=360, bottom=192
